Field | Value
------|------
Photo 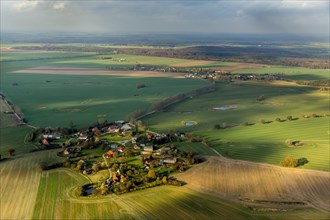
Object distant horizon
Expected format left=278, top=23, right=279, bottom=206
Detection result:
left=1, top=1, right=329, bottom=39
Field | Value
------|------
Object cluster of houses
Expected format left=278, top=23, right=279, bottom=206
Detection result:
left=185, top=72, right=282, bottom=81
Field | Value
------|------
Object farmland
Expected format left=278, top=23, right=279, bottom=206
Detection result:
left=142, top=80, right=329, bottom=170
left=175, top=156, right=330, bottom=213
left=1, top=151, right=328, bottom=220
left=0, top=150, right=63, bottom=220
left=233, top=66, right=329, bottom=81
left=0, top=52, right=212, bottom=128
left=0, top=42, right=329, bottom=220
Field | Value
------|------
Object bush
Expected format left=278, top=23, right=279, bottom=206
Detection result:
left=280, top=156, right=298, bottom=167
left=136, top=83, right=146, bottom=89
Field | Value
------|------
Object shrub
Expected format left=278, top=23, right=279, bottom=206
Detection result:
left=287, top=115, right=293, bottom=121
left=136, top=83, right=146, bottom=89
left=280, top=156, right=298, bottom=167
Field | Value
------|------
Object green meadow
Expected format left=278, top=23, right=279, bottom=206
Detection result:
left=142, top=81, right=329, bottom=170
left=0, top=51, right=95, bottom=61
left=233, top=66, right=329, bottom=81
left=202, top=117, right=329, bottom=171
left=143, top=81, right=328, bottom=132
left=0, top=53, right=210, bottom=128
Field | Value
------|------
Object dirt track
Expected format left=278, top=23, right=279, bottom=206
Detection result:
left=14, top=66, right=185, bottom=78
left=175, top=156, right=330, bottom=212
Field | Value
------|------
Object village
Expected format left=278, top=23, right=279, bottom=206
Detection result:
left=31, top=120, right=198, bottom=196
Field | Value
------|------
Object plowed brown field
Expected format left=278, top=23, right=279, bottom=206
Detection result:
left=175, top=156, right=330, bottom=212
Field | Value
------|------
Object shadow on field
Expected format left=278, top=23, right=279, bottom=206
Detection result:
left=209, top=139, right=284, bottom=164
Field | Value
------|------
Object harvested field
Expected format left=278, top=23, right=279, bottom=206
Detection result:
left=0, top=150, right=63, bottom=220
left=171, top=60, right=214, bottom=67
left=175, top=156, right=330, bottom=212
left=215, top=63, right=264, bottom=72
left=13, top=66, right=185, bottom=78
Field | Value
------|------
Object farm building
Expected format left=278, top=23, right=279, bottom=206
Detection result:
left=121, top=123, right=132, bottom=131
left=144, top=145, right=154, bottom=152
left=162, top=158, right=177, bottom=164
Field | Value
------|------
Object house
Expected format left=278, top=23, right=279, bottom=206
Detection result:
left=92, top=127, right=99, bottom=132
left=162, top=157, right=177, bottom=164
left=110, top=144, right=117, bottom=149
left=133, top=145, right=140, bottom=150
left=78, top=135, right=88, bottom=140
left=115, top=120, right=125, bottom=125
left=116, top=146, right=125, bottom=153
left=42, top=139, right=49, bottom=146
left=105, top=150, right=114, bottom=158
left=108, top=125, right=119, bottom=133
left=63, top=148, right=70, bottom=155
left=144, top=145, right=153, bottom=152
left=141, top=151, right=152, bottom=155
left=121, top=123, right=132, bottom=131
left=159, top=147, right=171, bottom=154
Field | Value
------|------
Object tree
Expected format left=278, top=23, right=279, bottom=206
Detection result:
left=260, top=119, right=266, bottom=124
left=287, top=115, right=293, bottom=121
left=285, top=139, right=292, bottom=146
left=162, top=176, right=168, bottom=184
left=8, top=148, right=15, bottom=156
left=92, top=162, right=100, bottom=173
left=147, top=169, right=157, bottom=179
left=280, top=156, right=298, bottom=167
left=214, top=124, right=221, bottom=129
left=124, top=148, right=134, bottom=158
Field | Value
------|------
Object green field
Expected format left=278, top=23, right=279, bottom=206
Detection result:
left=202, top=117, right=329, bottom=171
left=0, top=126, right=35, bottom=156
left=233, top=66, right=329, bottom=81
left=142, top=81, right=329, bottom=170
left=0, top=51, right=95, bottom=61
left=31, top=167, right=328, bottom=220
left=143, top=81, right=328, bottom=132
left=173, top=141, right=218, bottom=156
left=0, top=53, right=210, bottom=128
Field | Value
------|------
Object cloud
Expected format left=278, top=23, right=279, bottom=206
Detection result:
left=11, top=0, right=42, bottom=11
left=1, top=0, right=329, bottom=37
left=280, top=0, right=327, bottom=9
left=53, top=1, right=67, bottom=10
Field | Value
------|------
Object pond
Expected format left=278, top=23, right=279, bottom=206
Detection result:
left=213, top=105, right=238, bottom=110
left=184, top=121, right=197, bottom=126
left=85, top=187, right=96, bottom=196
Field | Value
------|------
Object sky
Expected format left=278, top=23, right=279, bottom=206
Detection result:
left=1, top=0, right=329, bottom=37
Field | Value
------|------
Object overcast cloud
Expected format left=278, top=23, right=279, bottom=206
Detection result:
left=1, top=0, right=329, bottom=37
